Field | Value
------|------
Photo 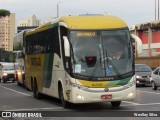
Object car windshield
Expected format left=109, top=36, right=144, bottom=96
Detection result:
left=135, top=65, right=152, bottom=72
left=3, top=64, right=19, bottom=70
left=70, top=29, right=133, bottom=79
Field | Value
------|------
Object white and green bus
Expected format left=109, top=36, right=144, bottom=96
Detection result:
left=24, top=15, right=141, bottom=108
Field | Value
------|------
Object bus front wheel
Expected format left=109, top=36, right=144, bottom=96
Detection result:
left=111, top=101, right=121, bottom=107
left=59, top=85, right=70, bottom=108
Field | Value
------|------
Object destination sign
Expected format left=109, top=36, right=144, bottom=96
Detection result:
left=77, top=32, right=97, bottom=37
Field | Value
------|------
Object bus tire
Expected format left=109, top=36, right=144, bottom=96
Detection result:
left=33, top=81, right=42, bottom=99
left=111, top=101, right=121, bottom=107
left=58, top=84, right=70, bottom=108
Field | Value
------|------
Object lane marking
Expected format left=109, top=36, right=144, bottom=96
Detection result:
left=0, top=85, right=31, bottom=96
left=4, top=107, right=63, bottom=111
left=123, top=101, right=140, bottom=105
left=136, top=90, right=160, bottom=95
left=122, top=102, right=160, bottom=106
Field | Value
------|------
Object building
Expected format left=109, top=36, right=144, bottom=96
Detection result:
left=18, top=15, right=40, bottom=27
left=17, top=15, right=40, bottom=33
left=0, top=13, right=15, bottom=51
left=131, top=21, right=160, bottom=57
left=131, top=21, right=160, bottom=69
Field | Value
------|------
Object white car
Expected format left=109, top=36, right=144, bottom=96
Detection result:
left=151, top=67, right=160, bottom=90
left=0, top=62, right=19, bottom=83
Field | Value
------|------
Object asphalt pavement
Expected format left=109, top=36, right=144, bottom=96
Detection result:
left=0, top=82, right=160, bottom=120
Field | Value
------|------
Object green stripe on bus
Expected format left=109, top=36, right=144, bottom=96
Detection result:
left=105, top=77, right=131, bottom=87
left=49, top=23, right=59, bottom=29
left=43, top=53, right=54, bottom=88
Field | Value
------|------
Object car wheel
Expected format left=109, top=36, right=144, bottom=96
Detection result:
left=2, top=79, right=5, bottom=83
left=151, top=81, right=157, bottom=90
left=111, top=101, right=121, bottom=107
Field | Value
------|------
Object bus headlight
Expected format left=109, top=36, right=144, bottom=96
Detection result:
left=77, top=94, right=84, bottom=100
left=3, top=73, right=8, bottom=76
left=127, top=92, right=134, bottom=98
left=124, top=80, right=135, bottom=88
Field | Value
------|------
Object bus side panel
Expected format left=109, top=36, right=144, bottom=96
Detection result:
left=25, top=54, right=45, bottom=92
left=42, top=54, right=63, bottom=98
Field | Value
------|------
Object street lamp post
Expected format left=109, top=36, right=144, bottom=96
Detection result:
left=57, top=2, right=61, bottom=18
left=158, top=0, right=159, bottom=20
left=155, top=0, right=157, bottom=20
left=155, top=0, right=160, bottom=20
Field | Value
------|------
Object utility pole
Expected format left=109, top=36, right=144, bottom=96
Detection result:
left=158, top=0, right=159, bottom=20
left=155, top=0, right=160, bottom=20
left=57, top=2, right=61, bottom=18
left=155, top=0, right=157, bottom=20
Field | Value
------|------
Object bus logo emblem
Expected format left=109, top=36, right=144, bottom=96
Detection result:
left=104, top=87, right=109, bottom=92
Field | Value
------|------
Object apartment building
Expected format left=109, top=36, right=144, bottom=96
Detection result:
left=0, top=13, right=15, bottom=51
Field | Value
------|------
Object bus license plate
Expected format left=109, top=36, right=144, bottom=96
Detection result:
left=101, top=94, right=112, bottom=99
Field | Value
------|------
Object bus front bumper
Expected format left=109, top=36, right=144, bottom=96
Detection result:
left=69, top=85, right=136, bottom=104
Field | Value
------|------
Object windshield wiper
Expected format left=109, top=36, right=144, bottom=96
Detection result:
left=88, top=56, right=123, bottom=81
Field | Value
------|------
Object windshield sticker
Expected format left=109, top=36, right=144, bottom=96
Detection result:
left=105, top=66, right=112, bottom=74
left=75, top=64, right=81, bottom=73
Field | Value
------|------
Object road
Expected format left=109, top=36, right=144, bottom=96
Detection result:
left=0, top=82, right=160, bottom=120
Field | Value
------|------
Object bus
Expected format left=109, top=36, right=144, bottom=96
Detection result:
left=13, top=30, right=27, bottom=87
left=24, top=15, right=140, bottom=108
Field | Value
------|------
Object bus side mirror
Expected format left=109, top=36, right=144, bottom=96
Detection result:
left=63, top=36, right=70, bottom=57
left=131, top=34, right=142, bottom=54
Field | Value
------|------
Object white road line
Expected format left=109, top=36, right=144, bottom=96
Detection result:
left=4, top=107, right=63, bottom=111
left=123, top=101, right=140, bottom=105
left=122, top=102, right=160, bottom=106
left=0, top=85, right=31, bottom=96
left=136, top=90, right=160, bottom=95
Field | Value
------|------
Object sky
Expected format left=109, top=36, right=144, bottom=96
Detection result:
left=0, top=0, right=156, bottom=27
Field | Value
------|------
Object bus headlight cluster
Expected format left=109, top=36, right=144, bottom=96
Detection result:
left=70, top=81, right=88, bottom=90
left=124, top=80, right=135, bottom=89
left=77, top=94, right=84, bottom=100
left=127, top=92, right=134, bottom=98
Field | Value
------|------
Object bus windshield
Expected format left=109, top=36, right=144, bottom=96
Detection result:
left=70, top=29, right=133, bottom=80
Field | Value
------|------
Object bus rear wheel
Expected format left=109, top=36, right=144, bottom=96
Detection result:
left=111, top=101, right=121, bottom=107
left=59, top=85, right=70, bottom=108
left=32, top=81, right=42, bottom=99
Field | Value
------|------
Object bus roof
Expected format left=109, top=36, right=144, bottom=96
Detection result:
left=26, top=15, right=128, bottom=36
left=60, top=15, right=128, bottom=29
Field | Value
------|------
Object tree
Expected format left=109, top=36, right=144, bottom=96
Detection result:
left=0, top=9, right=10, bottom=17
